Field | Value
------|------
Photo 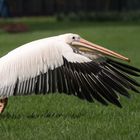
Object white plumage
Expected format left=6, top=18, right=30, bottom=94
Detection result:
left=0, top=33, right=140, bottom=113
left=0, top=33, right=90, bottom=98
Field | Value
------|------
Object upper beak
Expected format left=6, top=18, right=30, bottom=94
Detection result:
left=72, top=38, right=130, bottom=62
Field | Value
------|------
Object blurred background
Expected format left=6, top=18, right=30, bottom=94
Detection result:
left=0, top=0, right=140, bottom=21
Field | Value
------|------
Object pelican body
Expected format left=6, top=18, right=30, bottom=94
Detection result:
left=0, top=33, right=140, bottom=113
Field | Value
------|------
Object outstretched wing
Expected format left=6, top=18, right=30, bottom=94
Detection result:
left=40, top=56, right=140, bottom=107
left=0, top=43, right=140, bottom=107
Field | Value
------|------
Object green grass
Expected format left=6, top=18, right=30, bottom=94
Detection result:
left=0, top=17, right=140, bottom=140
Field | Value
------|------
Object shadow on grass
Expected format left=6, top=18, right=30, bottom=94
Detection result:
left=0, top=111, right=85, bottom=120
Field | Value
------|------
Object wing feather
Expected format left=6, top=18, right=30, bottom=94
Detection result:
left=0, top=40, right=140, bottom=107
left=0, top=39, right=65, bottom=98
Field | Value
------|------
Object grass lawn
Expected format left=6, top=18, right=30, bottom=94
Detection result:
left=0, top=17, right=140, bottom=140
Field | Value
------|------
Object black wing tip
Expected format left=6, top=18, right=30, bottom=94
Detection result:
left=107, top=58, right=140, bottom=73
left=135, top=90, right=140, bottom=94
left=135, top=83, right=140, bottom=87
left=110, top=98, right=122, bottom=108
left=117, top=103, right=123, bottom=108
left=104, top=101, right=122, bottom=108
left=113, top=99, right=123, bottom=108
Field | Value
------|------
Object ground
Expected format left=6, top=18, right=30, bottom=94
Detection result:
left=0, top=17, right=140, bottom=140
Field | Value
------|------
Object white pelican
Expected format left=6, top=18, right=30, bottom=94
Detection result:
left=0, top=33, right=140, bottom=113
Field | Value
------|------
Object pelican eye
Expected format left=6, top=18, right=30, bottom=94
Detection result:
left=72, top=36, right=75, bottom=40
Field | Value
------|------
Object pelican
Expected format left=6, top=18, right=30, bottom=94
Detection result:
left=0, top=33, right=140, bottom=113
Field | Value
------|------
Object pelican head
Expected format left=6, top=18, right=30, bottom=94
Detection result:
left=60, top=33, right=130, bottom=62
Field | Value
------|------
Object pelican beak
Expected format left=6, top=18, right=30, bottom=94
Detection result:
left=72, top=38, right=130, bottom=62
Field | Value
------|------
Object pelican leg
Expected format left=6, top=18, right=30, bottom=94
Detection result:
left=0, top=98, right=8, bottom=114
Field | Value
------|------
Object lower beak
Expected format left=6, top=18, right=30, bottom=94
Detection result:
left=72, top=38, right=130, bottom=62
